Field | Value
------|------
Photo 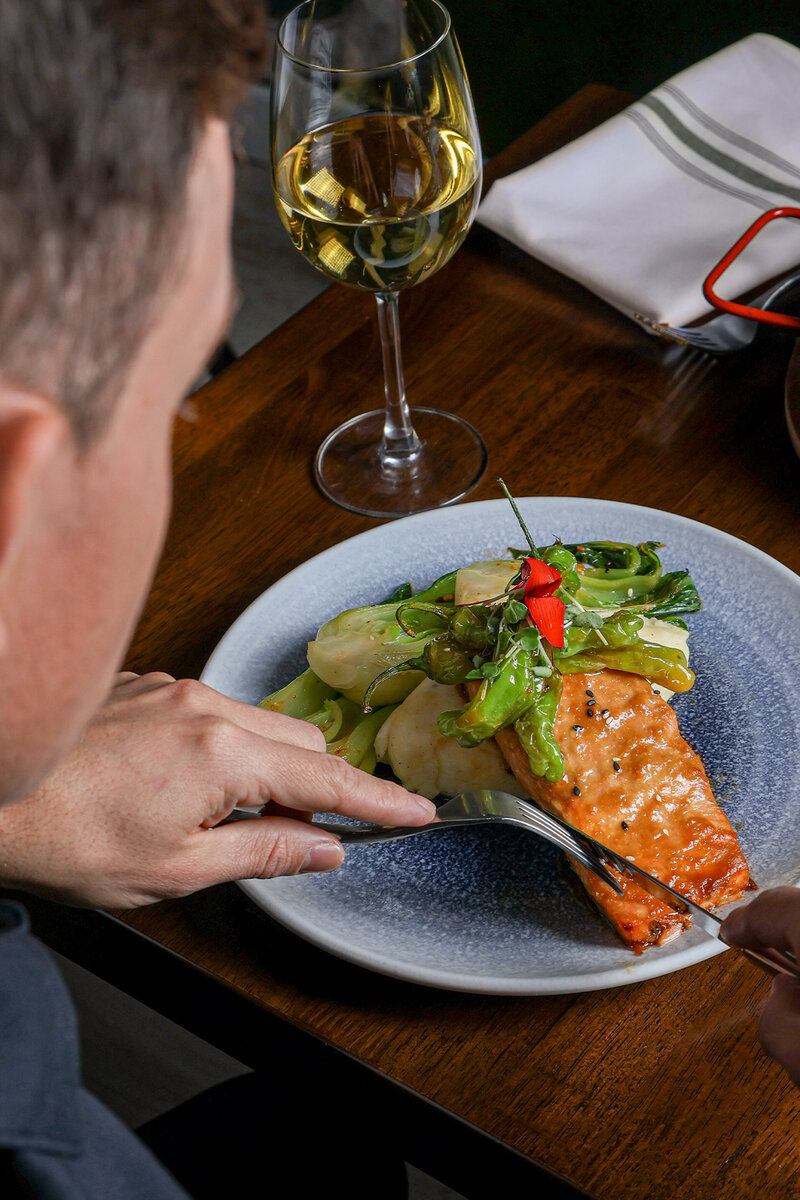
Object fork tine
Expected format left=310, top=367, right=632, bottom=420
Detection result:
left=511, top=797, right=629, bottom=895
left=508, top=799, right=624, bottom=895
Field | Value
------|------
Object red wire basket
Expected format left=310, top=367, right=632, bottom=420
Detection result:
left=703, top=206, right=800, bottom=331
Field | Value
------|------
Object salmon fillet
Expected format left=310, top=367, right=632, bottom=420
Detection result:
left=491, top=670, right=752, bottom=953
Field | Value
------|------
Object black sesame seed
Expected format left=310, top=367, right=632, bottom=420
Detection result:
left=613, top=760, right=621, bottom=771
left=573, top=786, right=581, bottom=796
left=586, top=690, right=594, bottom=698
left=586, top=709, right=594, bottom=718
left=572, top=724, right=584, bottom=732
left=621, top=820, right=629, bottom=831
left=587, top=698, right=596, bottom=706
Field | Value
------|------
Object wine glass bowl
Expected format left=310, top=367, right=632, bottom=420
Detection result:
left=271, top=0, right=487, bottom=517
left=273, top=113, right=479, bottom=293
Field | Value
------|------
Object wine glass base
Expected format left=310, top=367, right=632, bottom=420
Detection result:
left=314, top=407, right=487, bottom=519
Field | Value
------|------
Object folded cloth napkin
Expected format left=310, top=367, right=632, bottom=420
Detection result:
left=477, top=34, right=800, bottom=334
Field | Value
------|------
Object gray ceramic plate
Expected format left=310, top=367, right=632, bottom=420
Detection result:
left=200, top=497, right=800, bottom=994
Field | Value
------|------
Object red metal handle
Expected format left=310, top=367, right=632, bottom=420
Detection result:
left=702, top=206, right=800, bottom=330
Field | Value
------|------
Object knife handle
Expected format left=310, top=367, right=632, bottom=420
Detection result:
left=738, top=945, right=800, bottom=980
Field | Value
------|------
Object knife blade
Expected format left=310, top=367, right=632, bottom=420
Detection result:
left=569, top=823, right=800, bottom=980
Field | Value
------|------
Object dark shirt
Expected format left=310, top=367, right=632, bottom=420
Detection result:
left=0, top=901, right=189, bottom=1199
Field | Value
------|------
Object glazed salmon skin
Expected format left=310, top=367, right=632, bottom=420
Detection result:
left=492, top=670, right=752, bottom=953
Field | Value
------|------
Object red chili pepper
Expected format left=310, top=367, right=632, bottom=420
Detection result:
left=520, top=557, right=565, bottom=648
left=520, top=557, right=562, bottom=597
left=525, top=595, right=565, bottom=648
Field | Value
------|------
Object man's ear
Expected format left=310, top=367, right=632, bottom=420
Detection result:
left=0, top=392, right=66, bottom=645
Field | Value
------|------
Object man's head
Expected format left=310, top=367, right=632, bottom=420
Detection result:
left=0, top=1, right=266, bottom=803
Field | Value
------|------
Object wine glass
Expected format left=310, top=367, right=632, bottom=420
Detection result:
left=271, top=0, right=487, bottom=518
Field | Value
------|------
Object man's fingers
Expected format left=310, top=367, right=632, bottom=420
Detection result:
left=721, top=888, right=800, bottom=959
left=194, top=816, right=345, bottom=883
left=112, top=671, right=176, bottom=697
left=186, top=680, right=328, bottom=751
left=177, top=681, right=327, bottom=752
left=242, top=737, right=436, bottom=824
left=758, top=975, right=800, bottom=1088
left=121, top=677, right=327, bottom=753
left=246, top=706, right=326, bottom=752
left=259, top=799, right=313, bottom=823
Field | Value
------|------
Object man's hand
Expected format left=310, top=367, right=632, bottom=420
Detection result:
left=721, top=887, right=800, bottom=1087
left=0, top=672, right=436, bottom=908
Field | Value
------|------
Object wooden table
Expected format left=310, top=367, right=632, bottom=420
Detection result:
left=23, top=85, right=800, bottom=1200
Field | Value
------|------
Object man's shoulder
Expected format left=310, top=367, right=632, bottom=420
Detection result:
left=0, top=901, right=82, bottom=1155
left=0, top=900, right=190, bottom=1199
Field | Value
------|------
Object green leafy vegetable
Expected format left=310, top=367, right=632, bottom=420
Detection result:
left=381, top=581, right=414, bottom=603
left=259, top=668, right=339, bottom=720
left=413, top=569, right=458, bottom=603
left=324, top=698, right=397, bottom=771
left=615, top=571, right=701, bottom=619
left=395, top=601, right=453, bottom=637
left=306, top=602, right=434, bottom=706
left=564, top=540, right=667, bottom=607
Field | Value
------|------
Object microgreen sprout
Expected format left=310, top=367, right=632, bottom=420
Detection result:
left=497, top=477, right=539, bottom=555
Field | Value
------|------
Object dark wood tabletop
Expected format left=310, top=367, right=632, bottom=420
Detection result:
left=24, top=84, right=800, bottom=1200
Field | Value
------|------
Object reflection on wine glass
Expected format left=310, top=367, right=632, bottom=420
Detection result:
left=272, top=0, right=486, bottom=518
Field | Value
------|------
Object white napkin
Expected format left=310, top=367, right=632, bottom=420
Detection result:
left=477, top=34, right=800, bottom=332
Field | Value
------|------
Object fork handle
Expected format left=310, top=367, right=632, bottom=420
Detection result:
left=219, top=810, right=477, bottom=844
left=313, top=818, right=481, bottom=844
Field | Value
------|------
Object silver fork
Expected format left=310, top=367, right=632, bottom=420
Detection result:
left=640, top=267, right=800, bottom=352
left=312, top=788, right=624, bottom=896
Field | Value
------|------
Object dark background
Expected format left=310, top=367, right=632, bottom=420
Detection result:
left=446, top=0, right=800, bottom=154
left=268, top=1, right=800, bottom=155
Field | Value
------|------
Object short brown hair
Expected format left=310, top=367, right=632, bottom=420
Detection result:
left=0, top=0, right=267, bottom=441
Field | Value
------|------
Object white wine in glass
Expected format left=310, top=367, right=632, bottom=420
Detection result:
left=272, top=0, right=486, bottom=518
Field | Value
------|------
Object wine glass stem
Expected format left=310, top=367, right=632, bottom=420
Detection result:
left=375, top=291, right=423, bottom=470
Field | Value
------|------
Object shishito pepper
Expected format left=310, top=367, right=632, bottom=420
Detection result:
left=362, top=637, right=474, bottom=709
left=437, top=646, right=539, bottom=747
left=559, top=644, right=694, bottom=693
left=513, top=674, right=564, bottom=783
left=556, top=614, right=694, bottom=693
